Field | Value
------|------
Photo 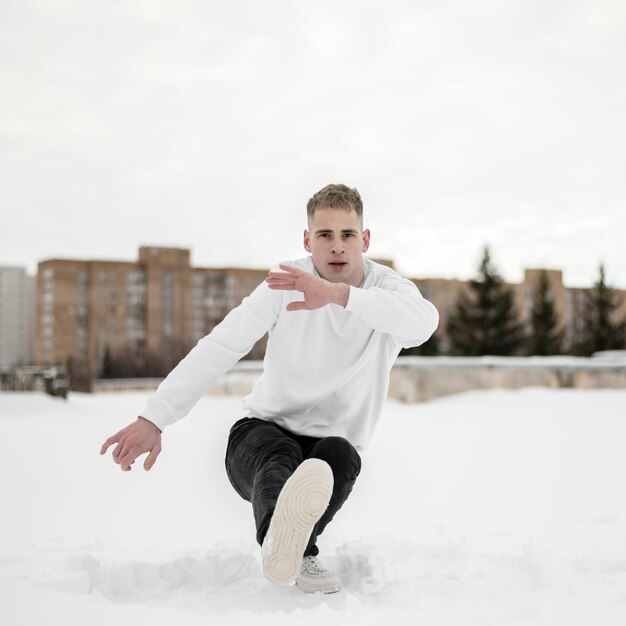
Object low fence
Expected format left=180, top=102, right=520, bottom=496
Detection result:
left=91, top=354, right=626, bottom=402
left=0, top=366, right=70, bottom=398
left=388, top=354, right=626, bottom=402
left=92, top=361, right=263, bottom=396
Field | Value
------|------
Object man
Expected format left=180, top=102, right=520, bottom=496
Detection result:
left=101, top=183, right=439, bottom=594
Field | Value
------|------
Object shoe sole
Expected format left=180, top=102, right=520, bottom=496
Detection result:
left=295, top=578, right=341, bottom=594
left=296, top=578, right=341, bottom=594
left=262, top=459, right=334, bottom=585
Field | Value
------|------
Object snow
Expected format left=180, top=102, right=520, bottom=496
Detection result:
left=1, top=388, right=626, bottom=625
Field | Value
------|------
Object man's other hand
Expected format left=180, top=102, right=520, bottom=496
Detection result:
left=100, top=417, right=162, bottom=472
left=266, top=264, right=349, bottom=311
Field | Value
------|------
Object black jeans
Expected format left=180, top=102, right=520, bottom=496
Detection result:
left=225, top=417, right=362, bottom=557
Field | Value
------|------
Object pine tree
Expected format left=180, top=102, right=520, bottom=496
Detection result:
left=101, top=345, right=116, bottom=378
left=575, top=264, right=626, bottom=355
left=446, top=246, right=523, bottom=355
left=400, top=332, right=441, bottom=356
left=528, top=270, right=563, bottom=355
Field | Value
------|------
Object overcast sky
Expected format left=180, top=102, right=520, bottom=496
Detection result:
left=1, top=0, right=625, bottom=288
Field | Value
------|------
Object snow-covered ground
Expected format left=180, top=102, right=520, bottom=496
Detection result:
left=1, top=388, right=626, bottom=625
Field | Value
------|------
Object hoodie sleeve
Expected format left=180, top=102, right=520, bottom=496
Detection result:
left=138, top=280, right=281, bottom=431
left=345, top=275, right=439, bottom=348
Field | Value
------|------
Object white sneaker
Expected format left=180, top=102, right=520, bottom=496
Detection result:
left=296, top=555, right=341, bottom=594
left=262, top=458, right=334, bottom=585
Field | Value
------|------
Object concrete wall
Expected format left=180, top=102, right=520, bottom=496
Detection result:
left=388, top=357, right=626, bottom=402
left=92, top=355, right=626, bottom=401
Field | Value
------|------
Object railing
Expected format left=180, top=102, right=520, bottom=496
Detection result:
left=4, top=354, right=624, bottom=402
left=0, top=366, right=70, bottom=399
left=388, top=353, right=626, bottom=402
left=90, top=353, right=626, bottom=402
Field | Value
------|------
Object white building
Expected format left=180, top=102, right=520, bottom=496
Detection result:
left=0, top=267, right=36, bottom=368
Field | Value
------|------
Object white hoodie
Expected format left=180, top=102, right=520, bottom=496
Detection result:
left=139, top=257, right=439, bottom=451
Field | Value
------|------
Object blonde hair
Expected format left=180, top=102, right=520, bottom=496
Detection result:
left=306, top=184, right=363, bottom=220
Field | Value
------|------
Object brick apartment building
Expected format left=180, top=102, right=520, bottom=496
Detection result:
left=33, top=246, right=626, bottom=386
left=36, top=247, right=267, bottom=386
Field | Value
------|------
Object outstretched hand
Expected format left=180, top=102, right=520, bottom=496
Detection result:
left=100, top=417, right=162, bottom=471
left=266, top=264, right=349, bottom=311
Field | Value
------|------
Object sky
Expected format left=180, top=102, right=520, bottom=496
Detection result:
left=1, top=0, right=625, bottom=288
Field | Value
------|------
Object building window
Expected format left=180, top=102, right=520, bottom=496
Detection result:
left=126, top=271, right=145, bottom=284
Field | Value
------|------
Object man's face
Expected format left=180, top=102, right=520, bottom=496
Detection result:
left=304, top=207, right=370, bottom=286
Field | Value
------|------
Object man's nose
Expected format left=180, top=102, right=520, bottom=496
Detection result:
left=331, top=240, right=345, bottom=254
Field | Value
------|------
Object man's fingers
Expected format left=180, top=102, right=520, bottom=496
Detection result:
left=112, top=442, right=124, bottom=462
left=118, top=450, right=137, bottom=471
left=286, top=300, right=308, bottom=312
left=102, top=419, right=162, bottom=472
left=100, top=435, right=119, bottom=455
left=266, top=277, right=292, bottom=285
left=267, top=281, right=296, bottom=291
left=266, top=272, right=296, bottom=284
left=267, top=264, right=303, bottom=285
left=112, top=441, right=161, bottom=472
left=144, top=446, right=162, bottom=471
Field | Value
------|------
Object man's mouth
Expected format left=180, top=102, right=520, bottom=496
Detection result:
left=329, top=261, right=347, bottom=267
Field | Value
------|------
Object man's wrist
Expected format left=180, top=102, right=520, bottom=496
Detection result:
left=329, top=283, right=350, bottom=308
left=138, top=415, right=162, bottom=434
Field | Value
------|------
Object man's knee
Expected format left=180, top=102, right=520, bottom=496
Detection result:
left=310, top=436, right=361, bottom=482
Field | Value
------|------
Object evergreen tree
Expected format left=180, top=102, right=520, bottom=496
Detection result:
left=575, top=264, right=626, bottom=355
left=101, top=345, right=116, bottom=378
left=446, top=246, right=523, bottom=355
left=528, top=270, right=563, bottom=355
left=400, top=331, right=441, bottom=356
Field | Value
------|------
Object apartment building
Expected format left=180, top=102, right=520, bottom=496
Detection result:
left=36, top=247, right=267, bottom=385
left=0, top=266, right=36, bottom=368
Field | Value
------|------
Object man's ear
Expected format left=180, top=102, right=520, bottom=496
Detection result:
left=362, top=228, right=371, bottom=253
left=304, top=229, right=311, bottom=252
